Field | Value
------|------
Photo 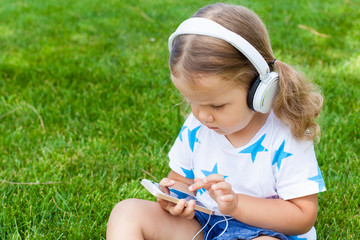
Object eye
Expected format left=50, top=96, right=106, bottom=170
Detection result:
left=211, top=104, right=225, bottom=110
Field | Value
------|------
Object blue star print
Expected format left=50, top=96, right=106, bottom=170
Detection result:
left=181, top=167, right=195, bottom=179
left=170, top=188, right=190, bottom=199
left=308, top=167, right=326, bottom=191
left=202, top=163, right=221, bottom=177
left=272, top=140, right=293, bottom=170
left=188, top=126, right=201, bottom=152
left=199, top=163, right=228, bottom=195
left=289, top=236, right=307, bottom=240
left=178, top=126, right=187, bottom=142
left=201, top=163, right=228, bottom=178
left=239, top=134, right=268, bottom=163
left=197, top=188, right=206, bottom=195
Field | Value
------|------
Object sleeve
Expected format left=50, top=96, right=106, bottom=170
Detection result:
left=274, top=137, right=326, bottom=200
left=168, top=114, right=197, bottom=179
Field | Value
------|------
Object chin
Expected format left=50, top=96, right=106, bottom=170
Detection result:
left=214, top=129, right=228, bottom=135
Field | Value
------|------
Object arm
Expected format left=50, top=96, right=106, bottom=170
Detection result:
left=167, top=170, right=195, bottom=195
left=190, top=174, right=318, bottom=235
left=233, top=192, right=318, bottom=235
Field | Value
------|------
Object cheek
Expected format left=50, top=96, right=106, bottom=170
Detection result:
left=224, top=109, right=254, bottom=129
left=190, top=104, right=199, bottom=116
left=236, top=115, right=253, bottom=129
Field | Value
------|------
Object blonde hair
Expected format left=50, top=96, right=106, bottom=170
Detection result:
left=169, top=3, right=323, bottom=141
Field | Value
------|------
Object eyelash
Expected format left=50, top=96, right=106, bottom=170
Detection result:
left=211, top=105, right=224, bottom=110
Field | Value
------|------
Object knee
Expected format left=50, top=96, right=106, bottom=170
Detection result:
left=107, top=199, right=143, bottom=231
left=109, top=198, right=142, bottom=220
left=107, top=199, right=145, bottom=239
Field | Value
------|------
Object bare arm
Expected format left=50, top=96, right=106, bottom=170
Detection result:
left=233, top=193, right=318, bottom=235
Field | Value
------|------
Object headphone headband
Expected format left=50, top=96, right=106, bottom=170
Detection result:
left=168, top=17, right=271, bottom=82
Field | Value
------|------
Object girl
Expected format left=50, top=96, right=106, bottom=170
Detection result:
left=107, top=3, right=326, bottom=240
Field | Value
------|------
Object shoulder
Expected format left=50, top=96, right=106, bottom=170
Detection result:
left=179, top=113, right=208, bottom=138
left=265, top=112, right=314, bottom=153
left=182, top=113, right=202, bottom=128
left=174, top=113, right=210, bottom=152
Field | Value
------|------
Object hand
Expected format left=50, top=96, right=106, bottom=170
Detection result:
left=189, top=174, right=238, bottom=215
left=156, top=178, right=196, bottom=219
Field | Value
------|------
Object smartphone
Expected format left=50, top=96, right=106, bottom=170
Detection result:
left=141, top=179, right=214, bottom=215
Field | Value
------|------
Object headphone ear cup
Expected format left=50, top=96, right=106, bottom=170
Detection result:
left=248, top=71, right=279, bottom=113
left=247, top=76, right=261, bottom=111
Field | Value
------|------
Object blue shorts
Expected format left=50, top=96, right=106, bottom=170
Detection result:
left=194, top=211, right=290, bottom=240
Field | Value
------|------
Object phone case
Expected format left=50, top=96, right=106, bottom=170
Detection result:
left=141, top=179, right=214, bottom=215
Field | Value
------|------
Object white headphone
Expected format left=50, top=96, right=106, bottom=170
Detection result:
left=168, top=17, right=279, bottom=113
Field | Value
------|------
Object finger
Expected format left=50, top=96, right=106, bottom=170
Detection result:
left=203, top=174, right=225, bottom=183
left=219, top=194, right=236, bottom=202
left=157, top=198, right=176, bottom=212
left=180, top=200, right=196, bottom=219
left=188, top=179, right=212, bottom=192
left=211, top=181, right=232, bottom=193
left=159, top=178, right=176, bottom=187
left=210, top=182, right=234, bottom=202
left=189, top=178, right=205, bottom=191
left=189, top=177, right=217, bottom=191
left=189, top=174, right=225, bottom=192
left=157, top=197, right=175, bottom=207
left=217, top=194, right=237, bottom=215
left=194, top=177, right=202, bottom=182
left=169, top=199, right=187, bottom=216
left=159, top=178, right=175, bottom=194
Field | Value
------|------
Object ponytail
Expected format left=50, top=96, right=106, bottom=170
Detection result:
left=272, top=60, right=323, bottom=141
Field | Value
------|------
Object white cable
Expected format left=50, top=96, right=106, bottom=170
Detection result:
left=192, top=213, right=212, bottom=240
left=205, top=215, right=233, bottom=240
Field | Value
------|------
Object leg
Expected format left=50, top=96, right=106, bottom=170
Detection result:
left=106, top=198, right=203, bottom=240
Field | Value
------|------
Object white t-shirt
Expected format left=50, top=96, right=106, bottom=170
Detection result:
left=168, top=112, right=326, bottom=239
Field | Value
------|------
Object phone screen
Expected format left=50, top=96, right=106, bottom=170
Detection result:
left=153, top=182, right=208, bottom=208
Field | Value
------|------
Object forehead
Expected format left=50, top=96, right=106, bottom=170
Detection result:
left=171, top=74, right=243, bottom=103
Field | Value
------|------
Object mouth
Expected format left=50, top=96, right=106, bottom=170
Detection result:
left=206, top=126, right=219, bottom=130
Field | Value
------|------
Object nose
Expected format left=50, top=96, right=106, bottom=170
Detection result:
left=197, top=108, right=214, bottom=123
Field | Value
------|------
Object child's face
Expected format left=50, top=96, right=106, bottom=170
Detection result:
left=171, top=74, right=255, bottom=137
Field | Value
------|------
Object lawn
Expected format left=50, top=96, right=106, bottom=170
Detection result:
left=0, top=0, right=359, bottom=239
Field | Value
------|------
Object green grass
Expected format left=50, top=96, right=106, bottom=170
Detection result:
left=0, top=0, right=359, bottom=239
